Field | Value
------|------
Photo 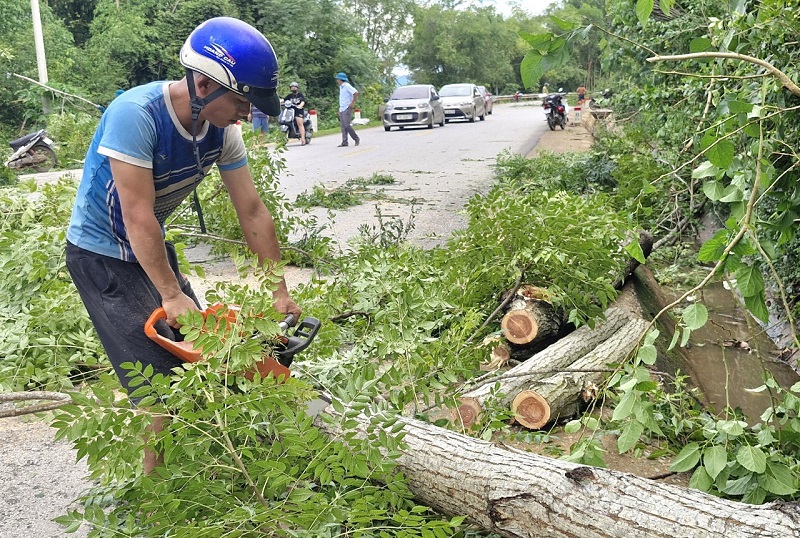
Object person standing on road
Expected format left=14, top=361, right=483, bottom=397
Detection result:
left=284, top=81, right=307, bottom=146
left=576, top=85, right=586, bottom=103
left=335, top=72, right=360, bottom=147
left=65, top=17, right=301, bottom=474
left=248, top=103, right=269, bottom=141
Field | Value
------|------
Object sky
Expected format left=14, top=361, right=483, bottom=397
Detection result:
left=489, top=0, right=555, bottom=17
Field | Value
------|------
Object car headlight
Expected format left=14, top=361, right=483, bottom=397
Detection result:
left=385, top=103, right=394, bottom=111
left=417, top=103, right=430, bottom=109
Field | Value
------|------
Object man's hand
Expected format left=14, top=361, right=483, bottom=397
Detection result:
left=162, top=291, right=201, bottom=327
left=273, top=292, right=301, bottom=324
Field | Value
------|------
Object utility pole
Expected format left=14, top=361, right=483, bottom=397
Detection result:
left=30, top=0, right=51, bottom=114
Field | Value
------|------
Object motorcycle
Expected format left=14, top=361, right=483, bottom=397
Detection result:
left=5, top=129, right=58, bottom=172
left=542, top=92, right=567, bottom=131
left=278, top=101, right=313, bottom=145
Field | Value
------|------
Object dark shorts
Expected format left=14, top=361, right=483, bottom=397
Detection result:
left=66, top=241, right=201, bottom=399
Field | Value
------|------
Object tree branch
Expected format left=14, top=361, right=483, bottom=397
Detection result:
left=647, top=52, right=800, bottom=96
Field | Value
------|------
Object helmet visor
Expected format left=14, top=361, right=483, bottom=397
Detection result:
left=240, top=84, right=280, bottom=116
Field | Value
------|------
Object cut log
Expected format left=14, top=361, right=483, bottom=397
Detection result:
left=315, top=408, right=800, bottom=538
left=511, top=318, right=649, bottom=429
left=500, top=285, right=565, bottom=346
left=451, top=307, right=631, bottom=428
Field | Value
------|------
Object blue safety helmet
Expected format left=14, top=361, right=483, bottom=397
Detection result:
left=180, top=17, right=280, bottom=116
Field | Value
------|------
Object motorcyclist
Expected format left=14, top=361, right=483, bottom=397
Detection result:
left=284, top=82, right=307, bottom=145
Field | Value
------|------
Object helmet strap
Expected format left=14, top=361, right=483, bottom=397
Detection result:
left=184, top=68, right=229, bottom=234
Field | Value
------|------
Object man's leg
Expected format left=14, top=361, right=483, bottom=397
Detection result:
left=296, top=115, right=306, bottom=145
left=66, top=242, right=201, bottom=473
left=338, top=111, right=349, bottom=146
left=342, top=107, right=360, bottom=144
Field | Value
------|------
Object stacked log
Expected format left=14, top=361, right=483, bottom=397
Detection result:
left=451, top=307, right=633, bottom=428
left=511, top=317, right=648, bottom=428
left=315, top=409, right=800, bottom=538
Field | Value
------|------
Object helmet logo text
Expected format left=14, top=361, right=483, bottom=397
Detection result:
left=203, top=43, right=236, bottom=67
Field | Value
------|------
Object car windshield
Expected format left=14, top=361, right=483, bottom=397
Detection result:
left=390, top=86, right=429, bottom=100
left=439, top=85, right=472, bottom=97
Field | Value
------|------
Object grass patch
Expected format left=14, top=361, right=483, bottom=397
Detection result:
left=294, top=173, right=397, bottom=209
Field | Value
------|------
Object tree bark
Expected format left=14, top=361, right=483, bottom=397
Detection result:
left=511, top=318, right=649, bottom=429
left=314, top=409, right=800, bottom=538
left=450, top=308, right=631, bottom=428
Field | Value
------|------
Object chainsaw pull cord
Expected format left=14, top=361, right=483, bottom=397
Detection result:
left=184, top=69, right=229, bottom=234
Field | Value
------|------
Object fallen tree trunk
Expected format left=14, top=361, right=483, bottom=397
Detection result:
left=511, top=318, right=649, bottom=429
left=315, top=409, right=800, bottom=538
left=450, top=308, right=631, bottom=428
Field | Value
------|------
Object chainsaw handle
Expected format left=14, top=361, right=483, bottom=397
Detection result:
left=279, top=314, right=296, bottom=331
left=144, top=307, right=200, bottom=363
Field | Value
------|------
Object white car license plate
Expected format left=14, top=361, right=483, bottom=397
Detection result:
left=445, top=110, right=456, bottom=115
left=396, top=114, right=413, bottom=120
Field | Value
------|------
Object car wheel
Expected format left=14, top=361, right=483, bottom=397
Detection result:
left=439, top=118, right=445, bottom=127
left=427, top=119, right=434, bottom=129
left=384, top=126, right=391, bottom=132
left=479, top=110, right=485, bottom=121
left=469, top=108, right=476, bottom=123
left=444, top=119, right=449, bottom=124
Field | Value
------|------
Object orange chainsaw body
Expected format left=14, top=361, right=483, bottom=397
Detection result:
left=144, top=303, right=291, bottom=381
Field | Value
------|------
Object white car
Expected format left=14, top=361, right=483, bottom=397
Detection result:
left=383, top=84, right=445, bottom=131
left=439, top=83, right=486, bottom=123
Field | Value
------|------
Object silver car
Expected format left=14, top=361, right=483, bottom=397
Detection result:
left=383, top=84, right=445, bottom=131
left=439, top=83, right=486, bottom=123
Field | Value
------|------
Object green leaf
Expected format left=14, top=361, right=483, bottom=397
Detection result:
left=735, top=265, right=764, bottom=297
left=564, top=419, right=582, bottom=433
left=744, top=293, right=769, bottom=323
left=697, top=229, right=728, bottom=262
left=625, top=240, right=646, bottom=264
left=736, top=445, right=767, bottom=474
left=689, top=466, right=714, bottom=491
left=682, top=303, right=708, bottom=330
left=689, top=37, right=712, bottom=53
left=635, top=0, right=654, bottom=26
left=659, top=0, right=675, bottom=15
left=692, top=161, right=718, bottom=179
left=638, top=344, right=657, bottom=365
left=703, top=445, right=728, bottom=479
left=549, top=15, right=576, bottom=31
left=703, top=137, right=735, bottom=169
left=719, top=185, right=744, bottom=203
left=759, top=462, right=798, bottom=495
left=703, top=180, right=725, bottom=201
left=670, top=442, right=701, bottom=472
left=618, top=419, right=644, bottom=453
left=612, top=390, right=636, bottom=422
left=520, top=53, right=544, bottom=89
left=724, top=473, right=756, bottom=496
left=727, top=100, right=754, bottom=114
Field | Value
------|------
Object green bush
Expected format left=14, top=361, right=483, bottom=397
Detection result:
left=46, top=111, right=99, bottom=168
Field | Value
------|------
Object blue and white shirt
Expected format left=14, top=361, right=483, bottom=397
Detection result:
left=67, top=81, right=247, bottom=262
left=338, top=82, right=358, bottom=112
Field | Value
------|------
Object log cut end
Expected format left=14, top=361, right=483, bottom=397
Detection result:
left=451, top=398, right=482, bottom=430
left=501, top=309, right=539, bottom=345
left=512, top=390, right=551, bottom=430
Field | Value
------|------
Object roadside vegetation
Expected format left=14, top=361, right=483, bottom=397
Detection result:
left=2, top=0, right=800, bottom=536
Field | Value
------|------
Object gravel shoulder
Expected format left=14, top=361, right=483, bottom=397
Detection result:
left=2, top=124, right=596, bottom=538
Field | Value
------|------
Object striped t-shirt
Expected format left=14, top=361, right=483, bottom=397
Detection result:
left=67, top=81, right=247, bottom=261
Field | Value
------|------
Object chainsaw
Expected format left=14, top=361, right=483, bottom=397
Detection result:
left=144, top=303, right=321, bottom=381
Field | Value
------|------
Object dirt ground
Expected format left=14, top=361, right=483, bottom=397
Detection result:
left=1, top=120, right=621, bottom=538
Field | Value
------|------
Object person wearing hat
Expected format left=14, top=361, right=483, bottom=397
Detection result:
left=284, top=81, right=307, bottom=145
left=334, top=72, right=360, bottom=147
left=65, top=17, right=301, bottom=473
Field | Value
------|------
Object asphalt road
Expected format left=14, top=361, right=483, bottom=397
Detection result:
left=277, top=101, right=548, bottom=249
